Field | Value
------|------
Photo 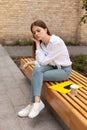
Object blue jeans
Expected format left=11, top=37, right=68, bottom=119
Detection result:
left=31, top=65, right=72, bottom=102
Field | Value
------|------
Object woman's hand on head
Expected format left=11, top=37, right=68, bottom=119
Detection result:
left=31, top=35, right=40, bottom=44
left=31, top=35, right=41, bottom=49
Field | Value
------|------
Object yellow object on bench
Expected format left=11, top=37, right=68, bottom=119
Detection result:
left=48, top=80, right=83, bottom=94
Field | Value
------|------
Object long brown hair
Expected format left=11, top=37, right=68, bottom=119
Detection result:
left=30, top=20, right=51, bottom=35
left=31, top=20, right=51, bottom=58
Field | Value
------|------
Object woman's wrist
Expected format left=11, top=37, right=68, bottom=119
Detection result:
left=27, top=62, right=30, bottom=65
left=36, top=41, right=40, bottom=49
left=25, top=62, right=29, bottom=67
left=27, top=61, right=35, bottom=65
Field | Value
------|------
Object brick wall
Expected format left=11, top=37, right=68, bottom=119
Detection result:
left=0, top=0, right=87, bottom=45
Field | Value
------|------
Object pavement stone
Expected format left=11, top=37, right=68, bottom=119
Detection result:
left=0, top=44, right=67, bottom=130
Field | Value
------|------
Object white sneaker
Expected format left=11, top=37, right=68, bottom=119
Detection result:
left=18, top=104, right=32, bottom=117
left=28, top=100, right=45, bottom=118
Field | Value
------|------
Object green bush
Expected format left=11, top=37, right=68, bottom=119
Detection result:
left=80, top=0, right=87, bottom=23
left=74, top=63, right=85, bottom=71
left=65, top=41, right=80, bottom=46
left=71, top=55, right=87, bottom=72
left=14, top=39, right=34, bottom=46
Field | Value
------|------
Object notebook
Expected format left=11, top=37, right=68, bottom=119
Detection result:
left=48, top=80, right=83, bottom=94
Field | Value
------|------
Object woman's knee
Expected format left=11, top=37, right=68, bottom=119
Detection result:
left=33, top=66, right=42, bottom=73
left=33, top=65, right=49, bottom=73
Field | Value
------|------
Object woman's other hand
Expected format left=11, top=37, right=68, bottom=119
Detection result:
left=20, top=63, right=29, bottom=71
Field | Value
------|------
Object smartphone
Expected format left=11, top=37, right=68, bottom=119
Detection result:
left=64, top=84, right=72, bottom=90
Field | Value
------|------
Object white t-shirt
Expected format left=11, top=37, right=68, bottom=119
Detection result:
left=35, top=34, right=72, bottom=67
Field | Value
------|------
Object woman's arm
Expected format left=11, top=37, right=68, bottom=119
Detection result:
left=20, top=61, right=35, bottom=71
left=36, top=42, right=64, bottom=65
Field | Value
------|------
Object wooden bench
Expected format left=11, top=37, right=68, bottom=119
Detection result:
left=20, top=57, right=87, bottom=130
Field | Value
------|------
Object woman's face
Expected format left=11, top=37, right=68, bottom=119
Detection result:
left=32, top=25, right=47, bottom=41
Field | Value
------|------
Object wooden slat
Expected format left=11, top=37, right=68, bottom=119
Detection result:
left=72, top=70, right=87, bottom=81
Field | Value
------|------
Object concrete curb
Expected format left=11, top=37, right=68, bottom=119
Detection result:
left=3, top=45, right=87, bottom=57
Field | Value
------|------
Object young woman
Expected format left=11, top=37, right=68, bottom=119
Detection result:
left=18, top=20, right=72, bottom=118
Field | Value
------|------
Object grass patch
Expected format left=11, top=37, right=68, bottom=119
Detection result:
left=71, top=54, right=87, bottom=76
left=14, top=39, right=34, bottom=46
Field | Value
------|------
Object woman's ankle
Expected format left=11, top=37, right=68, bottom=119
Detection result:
left=35, top=96, right=40, bottom=102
